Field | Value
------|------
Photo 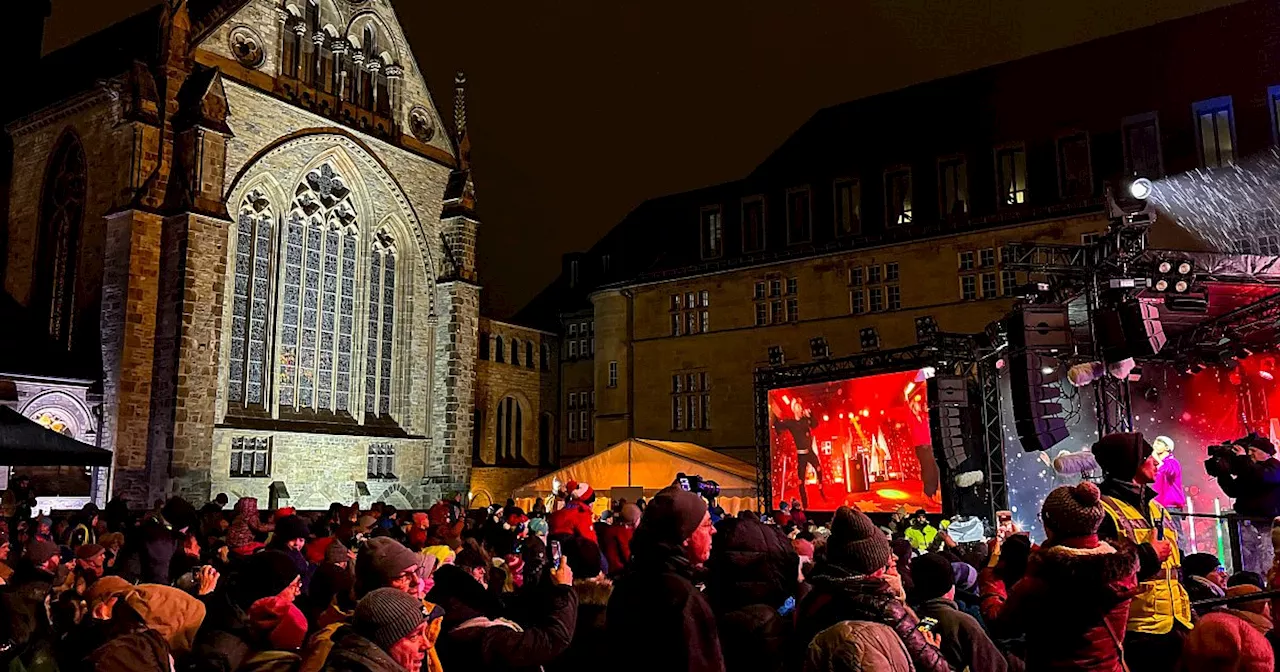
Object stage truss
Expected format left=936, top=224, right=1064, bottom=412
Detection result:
left=753, top=333, right=1008, bottom=520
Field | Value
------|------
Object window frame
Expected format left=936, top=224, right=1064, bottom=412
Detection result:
left=994, top=143, right=1029, bottom=208
left=850, top=289, right=865, bottom=315
left=937, top=155, right=968, bottom=218
left=884, top=167, right=914, bottom=226
left=1192, top=96, right=1236, bottom=169
left=785, top=186, right=813, bottom=245
left=741, top=195, right=767, bottom=253
left=607, top=360, right=618, bottom=388
left=961, top=275, right=978, bottom=301
left=1121, top=111, right=1164, bottom=179
left=699, top=205, right=724, bottom=260
left=833, top=177, right=862, bottom=237
left=1055, top=130, right=1093, bottom=199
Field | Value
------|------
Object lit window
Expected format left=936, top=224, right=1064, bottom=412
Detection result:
left=938, top=157, right=968, bottom=216
left=669, top=295, right=680, bottom=311
left=887, top=285, right=901, bottom=310
left=958, top=251, right=975, bottom=271
left=995, top=145, right=1028, bottom=206
left=700, top=290, right=710, bottom=307
left=1193, top=96, right=1235, bottom=169
left=961, top=276, right=977, bottom=300
left=869, top=287, right=884, bottom=312
left=672, top=396, right=683, bottom=430
left=834, top=178, right=861, bottom=236
left=885, top=168, right=913, bottom=225
left=850, top=290, right=864, bottom=315
left=742, top=197, right=766, bottom=253
left=786, top=188, right=812, bottom=243
left=700, top=206, right=724, bottom=258
left=700, top=310, right=709, bottom=332
left=1057, top=132, right=1092, bottom=198
left=686, top=312, right=696, bottom=334
left=1122, top=112, right=1163, bottom=178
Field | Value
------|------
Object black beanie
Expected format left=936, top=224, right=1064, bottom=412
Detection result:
left=1092, top=432, right=1152, bottom=480
left=240, top=550, right=300, bottom=604
left=827, top=506, right=892, bottom=575
left=1183, top=553, right=1222, bottom=579
left=561, top=535, right=603, bottom=579
left=274, top=515, right=310, bottom=542
left=638, top=486, right=708, bottom=545
left=910, top=553, right=955, bottom=601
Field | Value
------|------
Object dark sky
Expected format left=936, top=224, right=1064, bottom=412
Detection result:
left=48, top=0, right=1240, bottom=319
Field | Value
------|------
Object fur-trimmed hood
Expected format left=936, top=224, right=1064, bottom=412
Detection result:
left=1031, top=538, right=1140, bottom=591
left=573, top=577, right=613, bottom=607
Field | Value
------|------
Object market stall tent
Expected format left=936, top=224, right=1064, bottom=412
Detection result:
left=0, top=405, right=112, bottom=466
left=512, top=438, right=759, bottom=514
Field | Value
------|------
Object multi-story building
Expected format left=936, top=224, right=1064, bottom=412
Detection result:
left=518, top=0, right=1280, bottom=466
left=2, top=0, right=480, bottom=508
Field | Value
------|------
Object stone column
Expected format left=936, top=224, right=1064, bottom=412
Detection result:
left=423, top=279, right=478, bottom=503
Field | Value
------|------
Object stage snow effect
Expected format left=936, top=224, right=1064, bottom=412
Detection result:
left=1003, top=353, right=1280, bottom=552
left=1150, top=148, right=1280, bottom=253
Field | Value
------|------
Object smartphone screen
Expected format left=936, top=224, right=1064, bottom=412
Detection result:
left=549, top=540, right=562, bottom=569
left=917, top=617, right=939, bottom=634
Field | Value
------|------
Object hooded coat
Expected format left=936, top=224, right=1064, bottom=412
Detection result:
left=704, top=518, right=799, bottom=672
left=794, top=565, right=949, bottom=672
left=982, top=539, right=1140, bottom=672
left=320, top=629, right=407, bottom=672
left=428, top=563, right=578, bottom=672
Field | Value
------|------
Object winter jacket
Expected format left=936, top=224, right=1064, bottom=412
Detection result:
left=547, top=502, right=596, bottom=543
left=228, top=498, right=274, bottom=550
left=802, top=620, right=913, bottom=672
left=1219, top=455, right=1280, bottom=518
left=546, top=578, right=611, bottom=672
left=429, top=563, right=577, bottom=672
left=81, top=623, right=172, bottom=672
left=705, top=517, right=799, bottom=672
left=598, top=523, right=634, bottom=576
left=606, top=541, right=726, bottom=672
left=914, top=598, right=1006, bottom=672
left=0, top=564, right=56, bottom=653
left=794, top=565, right=950, bottom=672
left=184, top=588, right=258, bottom=672
left=118, top=582, right=208, bottom=656
left=983, top=539, right=1139, bottom=672
left=320, top=629, right=405, bottom=672
left=118, top=519, right=182, bottom=585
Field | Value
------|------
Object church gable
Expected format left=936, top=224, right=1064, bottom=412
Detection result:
left=194, top=0, right=453, bottom=159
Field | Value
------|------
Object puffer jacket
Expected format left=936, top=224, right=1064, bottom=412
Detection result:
left=547, top=578, right=611, bottom=672
left=705, top=518, right=799, bottom=672
left=803, top=620, right=913, bottom=672
left=983, top=538, right=1139, bottom=672
left=794, top=565, right=950, bottom=672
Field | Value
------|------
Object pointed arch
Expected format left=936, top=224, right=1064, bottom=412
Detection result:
left=227, top=186, right=277, bottom=410
left=34, top=129, right=87, bottom=346
left=364, top=226, right=398, bottom=418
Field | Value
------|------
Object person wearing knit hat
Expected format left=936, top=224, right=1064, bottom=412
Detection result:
left=978, top=480, right=1142, bottom=672
left=1182, top=552, right=1228, bottom=609
left=1090, top=431, right=1191, bottom=672
left=75, top=543, right=107, bottom=580
left=357, top=537, right=421, bottom=597
left=323, top=587, right=444, bottom=672
left=1184, top=611, right=1275, bottom=672
left=792, top=506, right=951, bottom=672
left=911, top=552, right=1007, bottom=672
left=606, top=485, right=725, bottom=672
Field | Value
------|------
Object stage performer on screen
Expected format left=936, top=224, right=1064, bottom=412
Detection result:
left=773, top=397, right=827, bottom=508
left=907, top=384, right=940, bottom=504
left=1151, top=436, right=1185, bottom=511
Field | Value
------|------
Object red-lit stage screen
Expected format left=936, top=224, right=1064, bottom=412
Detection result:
left=768, top=368, right=941, bottom=514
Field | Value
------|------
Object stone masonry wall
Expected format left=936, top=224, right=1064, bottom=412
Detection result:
left=426, top=280, right=478, bottom=503
left=474, top=317, right=559, bottom=468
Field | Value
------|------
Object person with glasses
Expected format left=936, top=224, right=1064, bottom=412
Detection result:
left=1182, top=553, right=1228, bottom=615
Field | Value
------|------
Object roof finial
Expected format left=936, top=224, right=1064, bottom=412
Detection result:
left=454, top=71, right=467, bottom=138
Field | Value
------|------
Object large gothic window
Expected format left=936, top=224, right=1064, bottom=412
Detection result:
left=34, top=132, right=86, bottom=347
left=365, top=229, right=396, bottom=417
left=280, top=164, right=359, bottom=415
left=228, top=190, right=274, bottom=409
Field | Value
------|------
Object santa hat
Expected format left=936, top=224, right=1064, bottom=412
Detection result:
left=273, top=507, right=297, bottom=521
left=565, top=480, right=595, bottom=502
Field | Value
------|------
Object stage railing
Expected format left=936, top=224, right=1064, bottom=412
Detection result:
left=1167, top=510, right=1274, bottom=575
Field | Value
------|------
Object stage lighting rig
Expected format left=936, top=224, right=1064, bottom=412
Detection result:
left=1106, top=176, right=1156, bottom=222
left=1150, top=257, right=1195, bottom=294
left=860, top=327, right=880, bottom=351
left=1128, top=178, right=1153, bottom=200
left=809, top=337, right=830, bottom=360
left=915, top=315, right=939, bottom=343
left=767, top=346, right=785, bottom=367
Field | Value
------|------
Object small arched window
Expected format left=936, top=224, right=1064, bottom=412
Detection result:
left=365, top=229, right=397, bottom=417
left=228, top=189, right=274, bottom=410
left=478, top=332, right=490, bottom=360
left=526, top=341, right=535, bottom=369
left=495, top=335, right=505, bottom=363
left=494, top=396, right=523, bottom=463
left=511, top=338, right=520, bottom=366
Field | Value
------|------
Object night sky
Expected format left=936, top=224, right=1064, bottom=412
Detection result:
left=48, top=0, right=1240, bottom=318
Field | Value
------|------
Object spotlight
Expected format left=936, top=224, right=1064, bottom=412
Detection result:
left=767, top=346, right=785, bottom=367
left=1157, top=261, right=1172, bottom=274
left=1154, top=279, right=1169, bottom=291
left=1128, top=178, right=1153, bottom=200
left=1174, top=280, right=1189, bottom=293
left=1041, top=365, right=1056, bottom=375
left=1177, top=261, right=1193, bottom=275
left=809, top=337, right=830, bottom=360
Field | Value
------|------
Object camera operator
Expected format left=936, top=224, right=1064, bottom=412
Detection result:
left=1207, top=433, right=1280, bottom=574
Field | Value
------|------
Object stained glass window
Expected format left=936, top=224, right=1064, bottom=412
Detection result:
left=367, top=229, right=397, bottom=417
left=229, top=189, right=274, bottom=408
left=282, top=163, right=357, bottom=413
left=34, top=132, right=86, bottom=347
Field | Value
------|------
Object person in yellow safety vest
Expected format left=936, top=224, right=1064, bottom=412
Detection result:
left=1092, top=432, right=1192, bottom=672
left=904, top=509, right=937, bottom=552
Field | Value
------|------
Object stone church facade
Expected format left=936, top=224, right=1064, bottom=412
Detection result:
left=3, top=0, right=479, bottom=509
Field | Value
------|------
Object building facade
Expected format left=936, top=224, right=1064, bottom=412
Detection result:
left=519, top=0, right=1280, bottom=466
left=3, top=0, right=479, bottom=508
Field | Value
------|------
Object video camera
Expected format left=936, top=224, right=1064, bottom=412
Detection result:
left=1204, top=433, right=1271, bottom=478
left=674, top=472, right=721, bottom=502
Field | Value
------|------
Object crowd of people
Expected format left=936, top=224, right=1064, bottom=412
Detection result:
left=0, top=431, right=1277, bottom=672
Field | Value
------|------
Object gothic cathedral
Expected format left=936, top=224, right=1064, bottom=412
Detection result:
left=2, top=0, right=480, bottom=509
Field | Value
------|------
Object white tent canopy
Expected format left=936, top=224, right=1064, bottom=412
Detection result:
left=513, top=438, right=759, bottom=513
